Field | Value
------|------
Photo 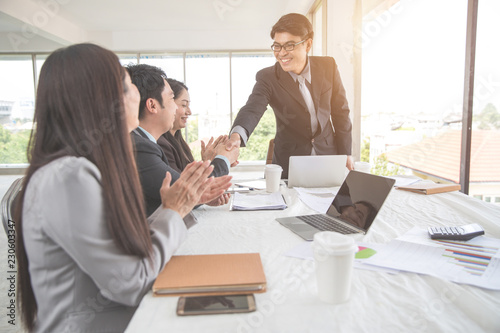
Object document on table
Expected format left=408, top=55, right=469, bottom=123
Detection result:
left=284, top=241, right=398, bottom=274
left=230, top=192, right=287, bottom=211
left=385, top=175, right=421, bottom=187
left=294, top=187, right=339, bottom=213
left=364, top=227, right=500, bottom=290
left=234, top=179, right=267, bottom=190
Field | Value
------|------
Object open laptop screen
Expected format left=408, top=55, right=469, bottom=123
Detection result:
left=326, top=171, right=395, bottom=231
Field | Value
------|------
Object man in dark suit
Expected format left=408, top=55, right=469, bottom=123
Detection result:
left=226, top=13, right=353, bottom=178
left=127, top=64, right=232, bottom=216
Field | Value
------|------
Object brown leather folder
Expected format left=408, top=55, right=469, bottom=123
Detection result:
left=396, top=183, right=461, bottom=195
left=152, top=253, right=267, bottom=297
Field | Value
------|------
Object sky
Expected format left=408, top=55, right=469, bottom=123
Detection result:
left=361, top=0, right=500, bottom=118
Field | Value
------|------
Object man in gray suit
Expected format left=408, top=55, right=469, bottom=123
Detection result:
left=226, top=13, right=353, bottom=178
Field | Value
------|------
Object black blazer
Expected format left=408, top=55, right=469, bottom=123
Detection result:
left=131, top=128, right=181, bottom=216
left=231, top=56, right=352, bottom=178
left=132, top=128, right=229, bottom=216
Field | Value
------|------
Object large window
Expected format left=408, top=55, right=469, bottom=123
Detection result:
left=362, top=0, right=468, bottom=174
left=231, top=53, right=276, bottom=161
left=185, top=53, right=231, bottom=145
left=362, top=0, right=499, bottom=202
left=0, top=55, right=35, bottom=164
left=117, top=54, right=138, bottom=66
left=311, top=2, right=325, bottom=56
left=140, top=54, right=184, bottom=82
left=0, top=51, right=277, bottom=167
left=471, top=0, right=500, bottom=201
left=121, top=52, right=276, bottom=162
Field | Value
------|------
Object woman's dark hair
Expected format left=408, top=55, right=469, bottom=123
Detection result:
left=270, top=13, right=314, bottom=40
left=166, top=78, right=194, bottom=165
left=14, top=43, right=152, bottom=330
left=167, top=78, right=188, bottom=98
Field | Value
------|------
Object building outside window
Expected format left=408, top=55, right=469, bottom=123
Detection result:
left=361, top=0, right=499, bottom=204
left=0, top=55, right=35, bottom=164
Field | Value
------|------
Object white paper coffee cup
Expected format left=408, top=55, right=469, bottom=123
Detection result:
left=354, top=161, right=371, bottom=173
left=313, top=231, right=357, bottom=304
left=265, top=164, right=282, bottom=192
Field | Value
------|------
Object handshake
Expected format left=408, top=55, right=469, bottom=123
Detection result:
left=201, top=133, right=241, bottom=167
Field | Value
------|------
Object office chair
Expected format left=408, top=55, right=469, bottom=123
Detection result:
left=1, top=177, right=23, bottom=236
left=266, top=138, right=275, bottom=164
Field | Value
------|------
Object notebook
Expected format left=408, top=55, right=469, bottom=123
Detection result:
left=277, top=170, right=395, bottom=241
left=287, top=155, right=347, bottom=188
left=152, top=253, right=267, bottom=297
left=396, top=182, right=461, bottom=195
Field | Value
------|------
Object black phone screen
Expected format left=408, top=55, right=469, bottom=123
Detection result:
left=179, top=295, right=255, bottom=315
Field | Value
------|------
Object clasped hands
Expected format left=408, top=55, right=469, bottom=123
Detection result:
left=198, top=134, right=240, bottom=206
left=201, top=134, right=240, bottom=167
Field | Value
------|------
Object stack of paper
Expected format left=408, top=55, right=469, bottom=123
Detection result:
left=230, top=192, right=287, bottom=211
left=234, top=179, right=266, bottom=190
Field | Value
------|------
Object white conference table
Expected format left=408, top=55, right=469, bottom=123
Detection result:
left=126, top=178, right=500, bottom=333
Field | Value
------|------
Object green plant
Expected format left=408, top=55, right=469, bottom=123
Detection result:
left=360, top=139, right=370, bottom=162
left=236, top=108, right=276, bottom=161
left=0, top=125, right=30, bottom=163
left=371, top=153, right=405, bottom=176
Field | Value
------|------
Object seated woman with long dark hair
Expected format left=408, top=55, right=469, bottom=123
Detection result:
left=14, top=43, right=224, bottom=332
left=157, top=78, right=239, bottom=205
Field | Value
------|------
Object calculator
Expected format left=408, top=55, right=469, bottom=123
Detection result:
left=428, top=223, right=485, bottom=241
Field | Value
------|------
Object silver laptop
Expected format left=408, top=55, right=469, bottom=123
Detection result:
left=277, top=171, right=395, bottom=241
left=288, top=155, right=347, bottom=188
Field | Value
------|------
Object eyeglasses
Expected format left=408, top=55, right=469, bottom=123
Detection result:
left=271, top=39, right=307, bottom=52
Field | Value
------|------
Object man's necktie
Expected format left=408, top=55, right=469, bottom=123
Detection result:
left=297, top=75, right=318, bottom=135
left=297, top=75, right=318, bottom=155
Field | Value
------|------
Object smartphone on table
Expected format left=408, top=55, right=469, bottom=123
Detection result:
left=176, top=294, right=256, bottom=316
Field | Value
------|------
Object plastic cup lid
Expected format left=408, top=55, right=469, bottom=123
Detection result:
left=313, top=231, right=357, bottom=255
left=265, top=164, right=282, bottom=170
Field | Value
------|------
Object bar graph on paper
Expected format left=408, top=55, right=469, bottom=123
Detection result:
left=436, top=240, right=498, bottom=277
left=364, top=227, right=500, bottom=290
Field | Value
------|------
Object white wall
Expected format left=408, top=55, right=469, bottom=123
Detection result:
left=0, top=0, right=316, bottom=53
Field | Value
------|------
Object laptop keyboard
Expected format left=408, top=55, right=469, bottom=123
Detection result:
left=297, top=214, right=356, bottom=234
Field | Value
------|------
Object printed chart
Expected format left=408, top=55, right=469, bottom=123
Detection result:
left=355, top=246, right=378, bottom=259
left=364, top=227, right=500, bottom=290
left=437, top=240, right=498, bottom=277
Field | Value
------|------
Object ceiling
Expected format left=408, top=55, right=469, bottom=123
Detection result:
left=0, top=0, right=316, bottom=52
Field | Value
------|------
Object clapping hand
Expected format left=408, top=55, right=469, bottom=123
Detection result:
left=160, top=161, right=215, bottom=217
left=205, top=192, right=231, bottom=206
left=201, top=135, right=226, bottom=162
left=198, top=175, right=232, bottom=205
